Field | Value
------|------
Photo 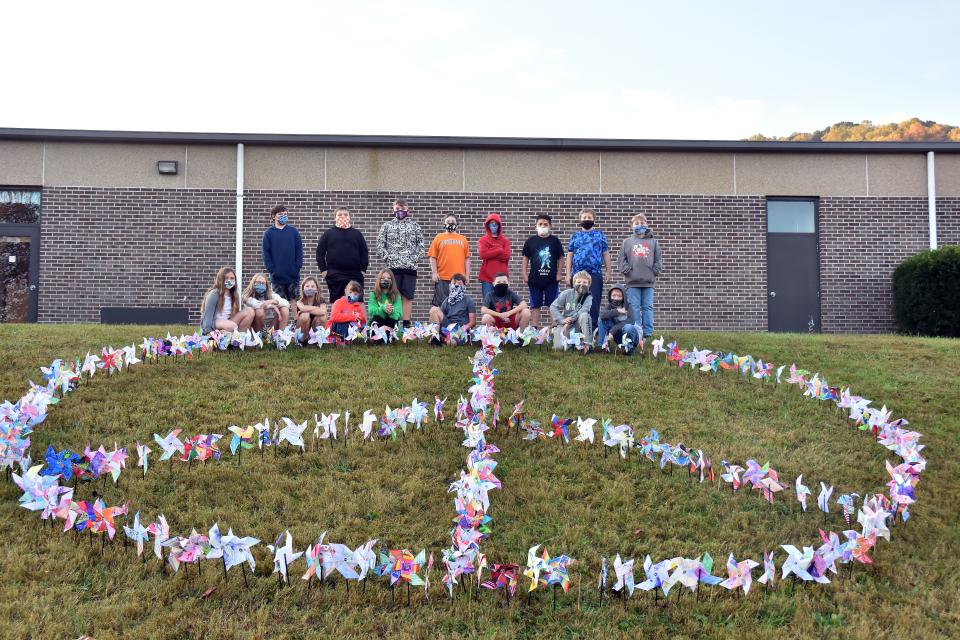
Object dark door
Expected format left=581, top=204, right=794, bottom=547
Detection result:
left=0, top=225, right=40, bottom=322
left=766, top=198, right=820, bottom=332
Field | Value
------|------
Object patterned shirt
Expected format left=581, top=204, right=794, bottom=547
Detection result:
left=567, top=229, right=609, bottom=274
left=376, top=218, right=426, bottom=271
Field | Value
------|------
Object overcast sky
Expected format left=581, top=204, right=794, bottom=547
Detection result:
left=5, top=1, right=956, bottom=139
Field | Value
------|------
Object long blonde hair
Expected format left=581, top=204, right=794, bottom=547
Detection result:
left=242, top=272, right=273, bottom=302
left=201, top=267, right=240, bottom=315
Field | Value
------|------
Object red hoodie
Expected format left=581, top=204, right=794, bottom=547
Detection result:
left=477, top=212, right=511, bottom=284
left=327, top=296, right=366, bottom=327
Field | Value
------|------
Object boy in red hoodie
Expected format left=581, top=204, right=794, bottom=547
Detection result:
left=327, top=280, right=366, bottom=339
left=478, top=212, right=511, bottom=301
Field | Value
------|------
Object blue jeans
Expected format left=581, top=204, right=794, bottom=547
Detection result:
left=481, top=280, right=494, bottom=301
left=598, top=319, right=641, bottom=353
left=626, top=286, right=654, bottom=337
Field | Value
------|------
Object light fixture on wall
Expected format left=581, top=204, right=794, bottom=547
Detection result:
left=157, top=160, right=179, bottom=175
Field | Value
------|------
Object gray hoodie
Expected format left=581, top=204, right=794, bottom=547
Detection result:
left=549, top=287, right=593, bottom=323
left=618, top=231, right=662, bottom=287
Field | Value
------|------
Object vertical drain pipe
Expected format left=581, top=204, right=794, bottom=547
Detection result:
left=927, top=151, right=938, bottom=250
left=236, top=143, right=245, bottom=283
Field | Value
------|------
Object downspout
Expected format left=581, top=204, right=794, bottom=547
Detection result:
left=236, top=143, right=245, bottom=283
left=927, top=151, right=938, bottom=250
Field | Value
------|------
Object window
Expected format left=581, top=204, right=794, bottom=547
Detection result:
left=767, top=199, right=815, bottom=233
left=0, top=190, right=41, bottom=224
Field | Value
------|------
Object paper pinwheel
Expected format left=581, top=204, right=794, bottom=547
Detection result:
left=574, top=417, right=596, bottom=444
left=611, top=554, right=635, bottom=596
left=136, top=442, right=151, bottom=476
left=481, top=563, right=519, bottom=597
left=795, top=475, right=811, bottom=511
left=360, top=410, right=377, bottom=440
left=817, top=482, right=834, bottom=513
left=757, top=551, right=776, bottom=586
left=123, top=511, right=150, bottom=556
left=228, top=425, right=255, bottom=455
left=719, top=554, right=759, bottom=594
left=277, top=418, right=308, bottom=451
left=268, top=531, right=304, bottom=583
left=154, top=429, right=184, bottom=462
left=376, top=549, right=427, bottom=586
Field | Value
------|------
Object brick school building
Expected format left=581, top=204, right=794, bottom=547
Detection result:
left=1, top=128, right=958, bottom=332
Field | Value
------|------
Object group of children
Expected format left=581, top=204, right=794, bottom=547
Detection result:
left=200, top=205, right=663, bottom=353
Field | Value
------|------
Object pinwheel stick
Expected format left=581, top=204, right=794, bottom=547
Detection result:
left=242, top=562, right=249, bottom=588
left=222, top=557, right=228, bottom=582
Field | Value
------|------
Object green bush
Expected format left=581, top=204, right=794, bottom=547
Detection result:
left=892, top=245, right=960, bottom=337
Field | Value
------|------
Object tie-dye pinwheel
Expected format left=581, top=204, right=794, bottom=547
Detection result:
left=376, top=549, right=428, bottom=586
left=481, top=563, right=519, bottom=597
left=719, top=554, right=759, bottom=594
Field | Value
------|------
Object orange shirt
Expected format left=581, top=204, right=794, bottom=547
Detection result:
left=427, top=232, right=470, bottom=280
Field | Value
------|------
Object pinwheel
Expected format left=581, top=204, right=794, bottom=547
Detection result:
left=441, top=547, right=477, bottom=596
left=523, top=545, right=549, bottom=592
left=147, top=514, right=170, bottom=560
left=757, top=551, right=776, bottom=587
left=651, top=336, right=664, bottom=357
left=307, top=326, right=331, bottom=347
left=780, top=545, right=816, bottom=582
left=219, top=528, right=260, bottom=574
left=134, top=442, right=151, bottom=478
left=253, top=419, right=272, bottom=449
left=817, top=482, right=834, bottom=513
left=378, top=407, right=400, bottom=439
left=611, top=554, right=635, bottom=596
left=574, top=417, right=596, bottom=444
left=543, top=554, right=574, bottom=593
left=228, top=425, right=255, bottom=456
left=80, top=352, right=101, bottom=378
left=98, top=347, right=122, bottom=374
left=843, top=530, right=876, bottom=565
left=122, top=344, right=142, bottom=367
left=720, top=554, right=759, bottom=594
left=360, top=410, right=377, bottom=441
left=434, top=396, right=446, bottom=423
left=795, top=475, right=811, bottom=511
left=637, top=556, right=674, bottom=597
left=123, top=512, right=150, bottom=556
left=40, top=445, right=79, bottom=480
left=277, top=418, right=307, bottom=451
left=154, top=429, right=184, bottom=462
left=549, top=414, right=571, bottom=443
left=315, top=413, right=339, bottom=443
left=603, top=423, right=634, bottom=458
left=302, top=532, right=332, bottom=583
left=720, top=461, right=744, bottom=491
left=857, top=499, right=892, bottom=543
left=268, top=531, right=304, bottom=584
left=376, top=549, right=427, bottom=587
left=481, top=563, right=519, bottom=597
left=836, top=493, right=859, bottom=525
left=408, top=399, right=428, bottom=430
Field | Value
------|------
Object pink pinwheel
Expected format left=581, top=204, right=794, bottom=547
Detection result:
left=719, top=554, right=759, bottom=594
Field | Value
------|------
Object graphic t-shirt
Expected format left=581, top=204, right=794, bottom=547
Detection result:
left=427, top=232, right=470, bottom=280
left=482, top=290, right=522, bottom=314
left=522, top=235, right=565, bottom=288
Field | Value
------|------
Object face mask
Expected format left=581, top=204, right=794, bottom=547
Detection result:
left=347, top=293, right=360, bottom=303
left=304, top=288, right=317, bottom=297
left=634, top=225, right=648, bottom=235
left=394, top=210, right=408, bottom=220
left=574, top=284, right=588, bottom=295
left=449, top=284, right=463, bottom=296
left=224, top=279, right=235, bottom=289
left=277, top=214, right=288, bottom=225
left=379, top=280, right=392, bottom=289
left=493, top=283, right=509, bottom=296
left=580, top=220, right=595, bottom=230
left=611, top=297, right=623, bottom=305
left=536, top=225, right=550, bottom=237
left=488, top=222, right=500, bottom=234
left=254, top=283, right=267, bottom=294
left=446, top=222, right=458, bottom=232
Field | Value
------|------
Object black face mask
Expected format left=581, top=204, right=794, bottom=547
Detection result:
left=581, top=220, right=595, bottom=230
left=445, top=222, right=457, bottom=232
left=493, top=283, right=509, bottom=296
left=380, top=280, right=392, bottom=289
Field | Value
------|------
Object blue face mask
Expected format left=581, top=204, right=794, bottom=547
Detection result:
left=254, top=283, right=267, bottom=294
left=488, top=222, right=500, bottom=234
left=634, top=225, right=647, bottom=235
left=278, top=214, right=289, bottom=225
left=347, top=293, right=360, bottom=303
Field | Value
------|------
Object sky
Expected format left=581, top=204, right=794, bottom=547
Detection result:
left=4, top=0, right=957, bottom=140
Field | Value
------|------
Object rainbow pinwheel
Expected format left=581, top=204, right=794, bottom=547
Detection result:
left=228, top=425, right=255, bottom=455
left=481, top=563, right=519, bottom=597
left=376, top=549, right=427, bottom=586
left=719, top=554, right=759, bottom=594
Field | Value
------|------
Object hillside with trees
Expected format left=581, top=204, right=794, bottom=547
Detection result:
left=747, top=118, right=960, bottom=142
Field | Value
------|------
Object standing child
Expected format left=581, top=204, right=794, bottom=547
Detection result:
left=367, top=268, right=403, bottom=330
left=242, top=272, right=290, bottom=331
left=200, top=267, right=255, bottom=334
left=618, top=213, right=662, bottom=339
left=327, top=280, right=366, bottom=339
left=565, top=208, right=610, bottom=329
left=295, top=277, right=327, bottom=341
left=376, top=199, right=425, bottom=327
left=477, top=213, right=511, bottom=301
left=521, top=214, right=564, bottom=327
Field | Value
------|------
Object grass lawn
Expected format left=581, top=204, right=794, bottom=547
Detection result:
left=0, top=324, right=956, bottom=639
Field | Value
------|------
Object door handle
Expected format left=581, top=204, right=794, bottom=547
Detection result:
left=769, top=291, right=776, bottom=297
left=29, top=285, right=36, bottom=291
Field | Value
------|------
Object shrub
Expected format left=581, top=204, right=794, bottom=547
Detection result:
left=892, top=245, right=960, bottom=337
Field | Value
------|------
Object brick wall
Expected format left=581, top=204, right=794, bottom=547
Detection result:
left=34, top=187, right=959, bottom=331
left=39, top=187, right=235, bottom=324
left=241, top=191, right=768, bottom=332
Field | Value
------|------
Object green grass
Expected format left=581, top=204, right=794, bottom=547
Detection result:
left=0, top=324, right=957, bottom=639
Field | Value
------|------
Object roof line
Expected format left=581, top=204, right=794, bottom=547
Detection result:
left=1, top=127, right=958, bottom=153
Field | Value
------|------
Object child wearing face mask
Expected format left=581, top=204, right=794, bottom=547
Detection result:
left=618, top=213, right=663, bottom=339
left=295, top=277, right=328, bottom=340
left=433, top=273, right=477, bottom=343
left=521, top=214, right=565, bottom=328
left=200, top=266, right=255, bottom=334
left=242, top=272, right=291, bottom=331
left=327, top=280, right=366, bottom=339
left=376, top=199, right=425, bottom=327
left=598, top=284, right=641, bottom=354
left=549, top=270, right=594, bottom=351
left=477, top=212, right=511, bottom=301
left=367, top=268, right=403, bottom=330
left=428, top=214, right=471, bottom=319
left=480, top=272, right=530, bottom=330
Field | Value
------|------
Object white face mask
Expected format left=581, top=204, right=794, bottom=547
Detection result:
left=536, top=225, right=550, bottom=237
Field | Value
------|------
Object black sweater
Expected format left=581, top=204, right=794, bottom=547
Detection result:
left=316, top=227, right=369, bottom=278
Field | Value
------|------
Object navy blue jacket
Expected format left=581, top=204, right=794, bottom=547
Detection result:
left=262, top=225, right=304, bottom=284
